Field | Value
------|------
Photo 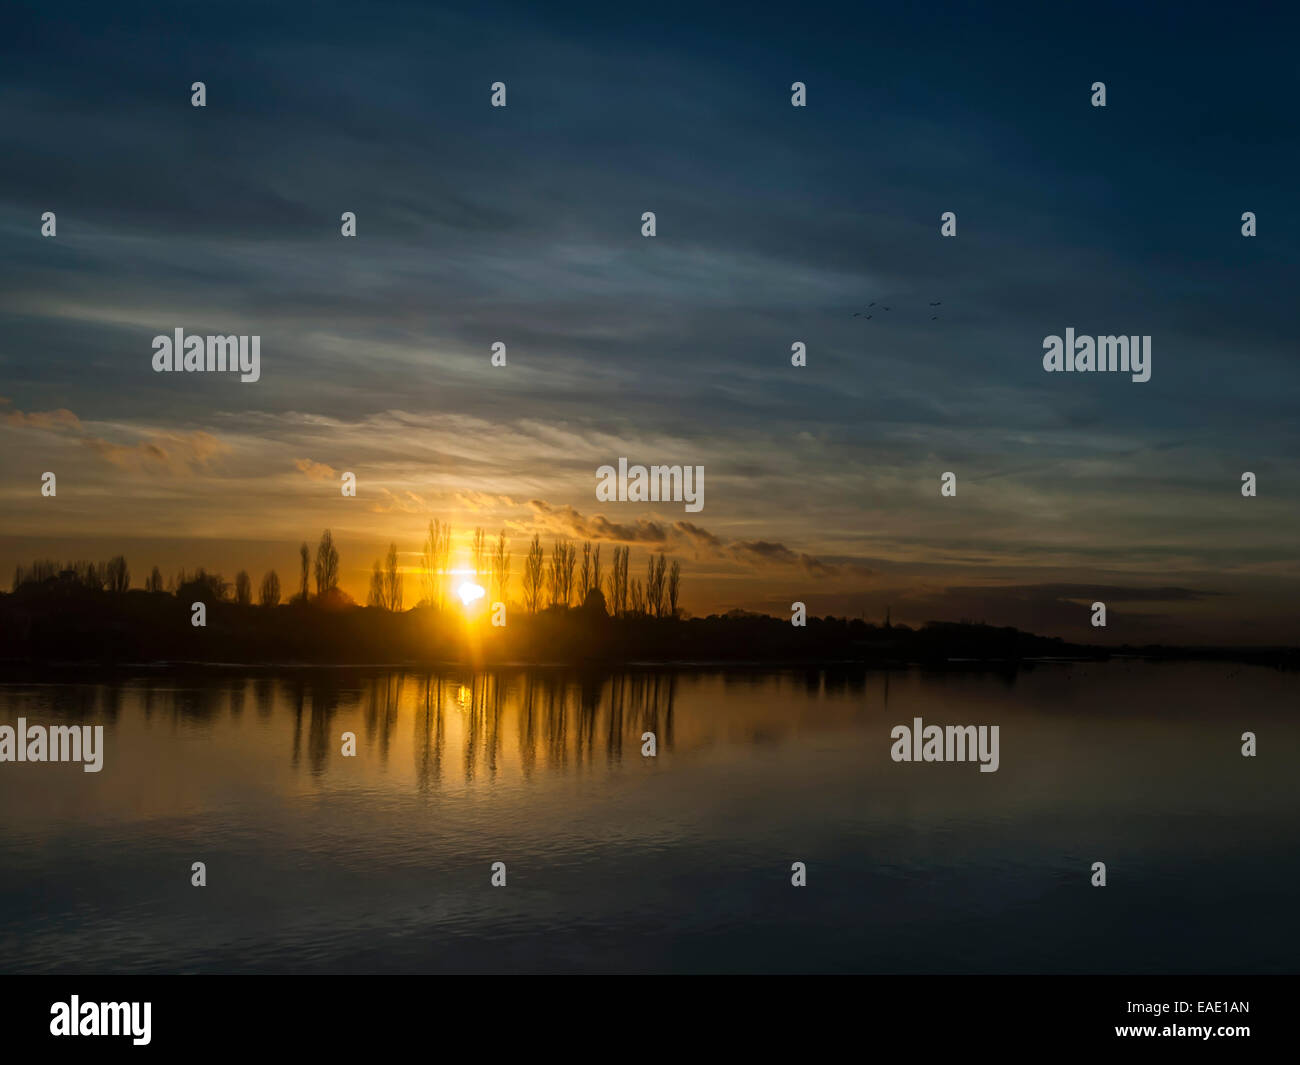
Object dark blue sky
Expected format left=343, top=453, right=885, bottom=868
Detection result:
left=2, top=0, right=1298, bottom=640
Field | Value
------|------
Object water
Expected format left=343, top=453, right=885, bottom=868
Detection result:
left=0, top=661, right=1294, bottom=973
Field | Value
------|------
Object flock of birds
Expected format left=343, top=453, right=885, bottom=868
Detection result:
left=853, top=300, right=943, bottom=320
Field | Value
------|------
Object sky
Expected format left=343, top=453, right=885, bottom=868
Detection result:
left=2, top=0, right=1298, bottom=643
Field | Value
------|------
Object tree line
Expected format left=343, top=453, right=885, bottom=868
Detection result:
left=11, top=524, right=685, bottom=618
left=519, top=537, right=680, bottom=618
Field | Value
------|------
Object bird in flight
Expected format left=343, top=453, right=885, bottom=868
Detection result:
left=929, top=300, right=942, bottom=306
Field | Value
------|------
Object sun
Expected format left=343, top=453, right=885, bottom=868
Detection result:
left=457, top=581, right=485, bottom=607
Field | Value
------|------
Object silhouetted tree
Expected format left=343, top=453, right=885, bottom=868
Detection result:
left=647, top=552, right=667, bottom=618
left=105, top=555, right=130, bottom=593
left=176, top=568, right=229, bottom=602
left=298, top=542, right=310, bottom=602
left=234, top=570, right=252, bottom=606
left=668, top=560, right=681, bottom=617
left=314, top=530, right=339, bottom=597
left=421, top=520, right=451, bottom=608
left=471, top=528, right=486, bottom=583
left=548, top=537, right=577, bottom=607
left=13, top=560, right=59, bottom=589
left=565, top=542, right=577, bottom=604
left=580, top=542, right=593, bottom=600
left=491, top=530, right=510, bottom=604
left=78, top=561, right=105, bottom=591
left=524, top=534, right=544, bottom=613
left=383, top=542, right=402, bottom=611
left=547, top=539, right=562, bottom=607
left=259, top=570, right=281, bottom=606
left=605, top=545, right=630, bottom=616
left=146, top=566, right=165, bottom=593
left=367, top=560, right=384, bottom=607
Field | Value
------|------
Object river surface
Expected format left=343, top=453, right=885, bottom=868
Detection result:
left=0, top=661, right=1294, bottom=973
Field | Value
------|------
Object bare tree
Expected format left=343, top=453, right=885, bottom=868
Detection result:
left=298, top=542, right=310, bottom=602
left=491, top=531, right=510, bottom=604
left=604, top=545, right=630, bottom=617
left=547, top=538, right=565, bottom=608
left=78, top=561, right=104, bottom=591
left=384, top=542, right=402, bottom=611
left=421, top=520, right=452, bottom=609
left=579, top=542, right=592, bottom=600
left=562, top=540, right=576, bottom=606
left=524, top=534, right=545, bottom=613
left=367, top=560, right=384, bottom=607
left=629, top=577, right=645, bottom=616
left=590, top=545, right=602, bottom=602
left=235, top=570, right=252, bottom=606
left=668, top=560, right=680, bottom=618
left=259, top=570, right=281, bottom=606
left=471, top=528, right=486, bottom=582
left=146, top=566, right=165, bottom=594
left=646, top=554, right=656, bottom=614
left=646, top=552, right=668, bottom=618
left=104, top=555, right=130, bottom=593
left=314, top=529, right=340, bottom=597
left=12, top=559, right=55, bottom=588
left=617, top=547, right=630, bottom=615
left=420, top=522, right=437, bottom=606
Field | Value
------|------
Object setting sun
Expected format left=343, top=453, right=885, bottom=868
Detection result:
left=457, top=581, right=485, bottom=607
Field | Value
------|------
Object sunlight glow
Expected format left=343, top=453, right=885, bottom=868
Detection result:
left=457, top=581, right=486, bottom=607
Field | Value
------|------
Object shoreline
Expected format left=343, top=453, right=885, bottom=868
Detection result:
left=0, top=649, right=1291, bottom=676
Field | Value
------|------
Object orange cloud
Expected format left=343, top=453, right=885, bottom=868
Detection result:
left=84, top=430, right=230, bottom=473
left=3, top=406, right=83, bottom=431
left=455, top=490, right=518, bottom=512
left=369, top=486, right=430, bottom=515
left=294, top=458, right=338, bottom=481
left=4, top=399, right=228, bottom=474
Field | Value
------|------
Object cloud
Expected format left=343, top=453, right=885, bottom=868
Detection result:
left=524, top=500, right=669, bottom=543
left=294, top=458, right=338, bottom=481
left=672, top=520, right=725, bottom=551
left=369, top=486, right=430, bottom=515
left=3, top=405, right=83, bottom=431
left=729, top=539, right=865, bottom=577
left=83, top=430, right=230, bottom=473
left=798, top=554, right=843, bottom=577
left=524, top=501, right=869, bottom=578
left=455, top=490, right=519, bottom=513
left=3, top=398, right=228, bottom=474
left=731, top=539, right=798, bottom=564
